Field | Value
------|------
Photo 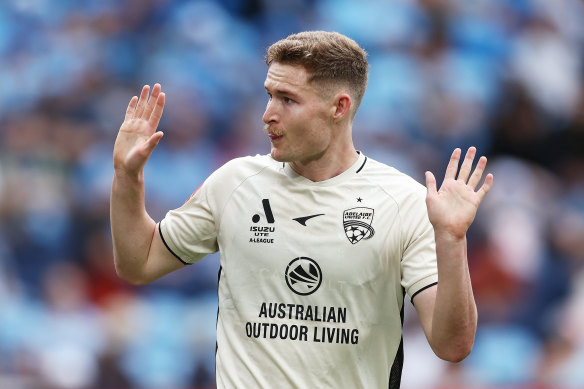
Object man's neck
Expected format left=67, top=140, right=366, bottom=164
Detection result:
left=289, top=144, right=359, bottom=182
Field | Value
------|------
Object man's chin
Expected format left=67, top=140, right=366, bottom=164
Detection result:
left=270, top=149, right=289, bottom=162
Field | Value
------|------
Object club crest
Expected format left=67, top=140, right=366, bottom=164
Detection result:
left=343, top=207, right=375, bottom=244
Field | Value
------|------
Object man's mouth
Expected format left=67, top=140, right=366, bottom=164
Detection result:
left=264, top=124, right=284, bottom=140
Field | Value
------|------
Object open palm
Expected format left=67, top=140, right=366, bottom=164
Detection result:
left=425, top=147, right=494, bottom=240
left=113, top=84, right=165, bottom=176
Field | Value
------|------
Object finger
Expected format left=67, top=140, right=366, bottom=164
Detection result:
left=457, top=147, right=476, bottom=183
left=144, top=83, right=162, bottom=121
left=148, top=92, right=165, bottom=130
left=476, top=173, right=494, bottom=202
left=468, top=155, right=487, bottom=189
left=141, top=131, right=164, bottom=159
left=425, top=171, right=437, bottom=195
left=125, top=96, right=138, bottom=121
left=444, top=148, right=462, bottom=180
left=133, top=85, right=150, bottom=118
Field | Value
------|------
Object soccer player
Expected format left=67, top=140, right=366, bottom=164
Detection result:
left=111, top=31, right=493, bottom=388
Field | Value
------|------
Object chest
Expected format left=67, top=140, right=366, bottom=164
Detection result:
left=217, top=180, right=403, bottom=291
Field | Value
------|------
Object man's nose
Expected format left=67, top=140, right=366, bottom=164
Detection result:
left=262, top=100, right=278, bottom=124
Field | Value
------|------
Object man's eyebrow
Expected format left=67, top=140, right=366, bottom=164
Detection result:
left=264, top=86, right=299, bottom=97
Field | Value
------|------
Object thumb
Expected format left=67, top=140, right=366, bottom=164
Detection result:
left=142, top=131, right=164, bottom=157
left=425, top=171, right=437, bottom=195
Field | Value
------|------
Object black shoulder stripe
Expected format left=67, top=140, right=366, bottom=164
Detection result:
left=410, top=282, right=437, bottom=303
left=158, top=222, right=191, bottom=265
left=356, top=156, right=367, bottom=173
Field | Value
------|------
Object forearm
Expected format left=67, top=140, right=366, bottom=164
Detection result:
left=110, top=170, right=157, bottom=284
left=431, top=232, right=477, bottom=361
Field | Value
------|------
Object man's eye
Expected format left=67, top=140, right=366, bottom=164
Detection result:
left=283, top=97, right=294, bottom=104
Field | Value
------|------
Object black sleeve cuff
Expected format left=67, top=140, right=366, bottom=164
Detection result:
left=410, top=282, right=437, bottom=304
left=158, top=222, right=191, bottom=265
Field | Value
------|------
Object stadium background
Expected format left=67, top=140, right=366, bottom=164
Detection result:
left=0, top=0, right=583, bottom=388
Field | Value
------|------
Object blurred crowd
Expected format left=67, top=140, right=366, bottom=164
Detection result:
left=0, top=0, right=583, bottom=388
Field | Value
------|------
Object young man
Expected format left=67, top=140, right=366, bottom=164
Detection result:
left=111, top=31, right=493, bottom=388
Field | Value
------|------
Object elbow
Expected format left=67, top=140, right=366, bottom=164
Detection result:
left=433, top=340, right=474, bottom=363
left=113, top=257, right=151, bottom=286
left=431, top=312, right=478, bottom=363
left=115, top=267, right=148, bottom=286
left=117, top=272, right=150, bottom=286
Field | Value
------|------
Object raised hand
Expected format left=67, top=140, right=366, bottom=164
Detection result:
left=425, top=147, right=494, bottom=240
left=113, top=84, right=165, bottom=176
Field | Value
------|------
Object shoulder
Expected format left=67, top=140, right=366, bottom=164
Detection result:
left=207, top=154, right=279, bottom=183
left=194, top=154, right=279, bottom=199
left=360, top=156, right=433, bottom=242
left=360, top=156, right=427, bottom=204
left=216, top=154, right=278, bottom=176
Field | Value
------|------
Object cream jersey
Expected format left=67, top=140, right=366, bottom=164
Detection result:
left=159, top=152, right=438, bottom=389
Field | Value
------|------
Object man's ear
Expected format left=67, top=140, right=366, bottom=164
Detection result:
left=332, top=93, right=352, bottom=121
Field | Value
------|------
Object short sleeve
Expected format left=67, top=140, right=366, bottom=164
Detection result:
left=158, top=155, right=274, bottom=264
left=400, top=190, right=438, bottom=300
left=159, top=176, right=219, bottom=264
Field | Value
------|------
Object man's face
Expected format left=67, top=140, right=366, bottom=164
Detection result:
left=263, top=62, right=334, bottom=164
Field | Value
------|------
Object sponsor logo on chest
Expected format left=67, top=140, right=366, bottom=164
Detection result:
left=249, top=199, right=276, bottom=243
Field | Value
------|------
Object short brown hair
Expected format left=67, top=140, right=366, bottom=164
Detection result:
left=265, top=31, right=368, bottom=115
